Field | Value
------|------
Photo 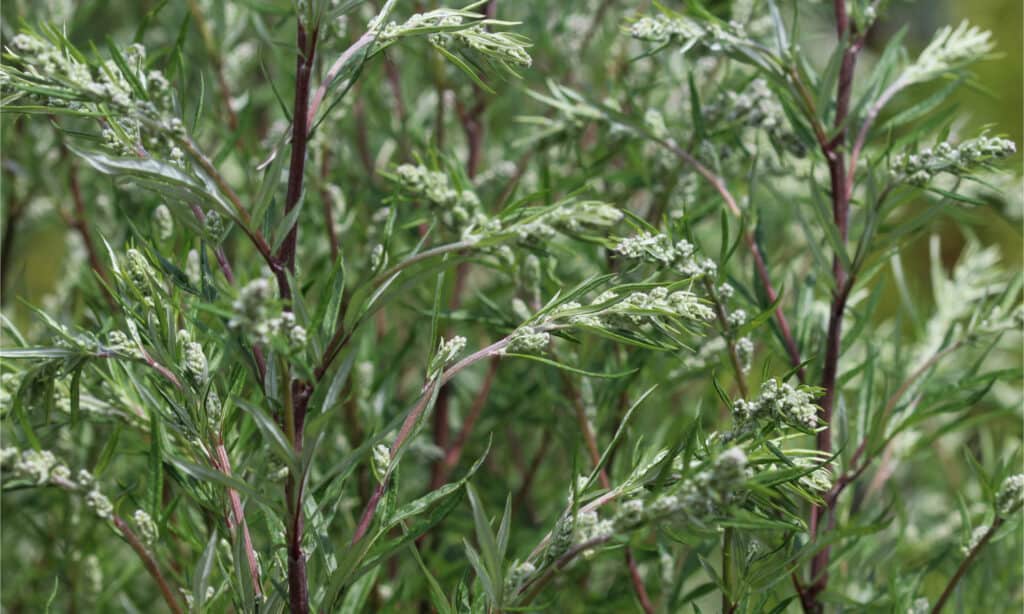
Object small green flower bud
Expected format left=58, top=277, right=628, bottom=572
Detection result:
left=546, top=513, right=575, bottom=563
left=186, top=249, right=201, bottom=287
left=0, top=447, right=18, bottom=466
left=125, top=249, right=151, bottom=292
left=107, top=330, right=132, bottom=353
left=614, top=499, right=646, bottom=530
left=713, top=447, right=748, bottom=489
left=77, top=469, right=95, bottom=489
left=371, top=444, right=391, bottom=483
left=430, top=335, right=467, bottom=376
left=133, top=509, right=158, bottom=545
left=152, top=204, right=173, bottom=241
left=204, top=209, right=224, bottom=239
left=86, top=490, right=113, bottom=520
left=84, top=554, right=103, bottom=593
left=14, top=449, right=57, bottom=484
left=183, top=342, right=208, bottom=385
left=505, top=560, right=536, bottom=592
left=996, top=474, right=1024, bottom=516
left=506, top=326, right=550, bottom=354
left=205, top=388, right=223, bottom=431
left=735, top=337, right=754, bottom=373
left=963, top=525, right=988, bottom=554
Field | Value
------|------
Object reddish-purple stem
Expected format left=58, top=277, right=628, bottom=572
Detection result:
left=805, top=2, right=865, bottom=609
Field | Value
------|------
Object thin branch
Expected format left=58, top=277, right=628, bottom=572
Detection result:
left=828, top=340, right=967, bottom=506
left=558, top=364, right=653, bottom=613
left=306, top=29, right=378, bottom=131
left=432, top=355, right=499, bottom=489
left=931, top=517, right=1004, bottom=613
left=351, top=336, right=513, bottom=545
left=845, top=78, right=906, bottom=202
left=806, top=2, right=867, bottom=606
left=702, top=278, right=750, bottom=400
left=518, top=534, right=615, bottom=605
left=314, top=240, right=476, bottom=382
left=65, top=159, right=117, bottom=311
left=657, top=137, right=805, bottom=380
left=213, top=442, right=263, bottom=599
left=175, top=136, right=281, bottom=292
left=112, top=516, right=185, bottom=614
left=278, top=23, right=319, bottom=275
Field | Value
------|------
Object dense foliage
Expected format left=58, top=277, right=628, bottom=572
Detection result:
left=1, top=1, right=1021, bottom=612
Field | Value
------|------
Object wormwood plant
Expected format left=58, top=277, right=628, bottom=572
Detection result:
left=0, top=0, right=1021, bottom=612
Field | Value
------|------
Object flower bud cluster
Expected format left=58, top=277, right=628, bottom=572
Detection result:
left=230, top=278, right=275, bottom=329
left=510, top=201, right=623, bottom=245
left=133, top=509, right=158, bottom=546
left=548, top=285, right=714, bottom=334
left=378, top=9, right=532, bottom=70
left=996, top=473, right=1024, bottom=516
left=962, top=524, right=988, bottom=554
left=186, top=249, right=202, bottom=286
left=644, top=109, right=668, bottom=140
left=730, top=378, right=823, bottom=436
left=379, top=10, right=462, bottom=41
left=124, top=249, right=153, bottom=294
left=205, top=388, right=223, bottom=431
left=152, top=204, right=173, bottom=241
left=734, top=337, right=754, bottom=373
left=7, top=447, right=60, bottom=484
left=182, top=341, right=208, bottom=386
left=505, top=560, right=536, bottom=593
left=717, top=78, right=803, bottom=154
left=630, top=15, right=704, bottom=46
left=603, top=287, right=715, bottom=325
left=893, top=135, right=1016, bottom=185
left=429, top=335, right=467, bottom=376
left=538, top=448, right=751, bottom=566
left=1, top=448, right=113, bottom=520
left=256, top=312, right=308, bottom=350
left=4, top=34, right=180, bottom=156
left=544, top=512, right=576, bottom=564
left=640, top=449, right=751, bottom=529
left=904, top=21, right=994, bottom=85
left=613, top=232, right=718, bottom=279
left=106, top=330, right=138, bottom=357
left=229, top=279, right=305, bottom=350
left=393, top=164, right=488, bottom=236
left=371, top=444, right=391, bottom=483
left=795, top=459, right=833, bottom=493
left=574, top=510, right=614, bottom=554
left=504, top=326, right=550, bottom=354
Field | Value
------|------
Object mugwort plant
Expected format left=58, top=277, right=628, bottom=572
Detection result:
left=1, top=0, right=1020, bottom=612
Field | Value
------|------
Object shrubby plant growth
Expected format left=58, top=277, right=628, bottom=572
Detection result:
left=0, top=0, right=1021, bottom=612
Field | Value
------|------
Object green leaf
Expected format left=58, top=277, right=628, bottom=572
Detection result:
left=235, top=399, right=300, bottom=477
left=409, top=543, right=455, bottom=614
left=170, top=458, right=272, bottom=508
left=502, top=353, right=638, bottom=379
left=466, top=483, right=501, bottom=597
left=338, top=565, right=380, bottom=614
left=192, top=532, right=218, bottom=613
left=148, top=408, right=164, bottom=516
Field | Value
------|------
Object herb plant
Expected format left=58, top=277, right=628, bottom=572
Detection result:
left=1, top=1, right=1021, bottom=612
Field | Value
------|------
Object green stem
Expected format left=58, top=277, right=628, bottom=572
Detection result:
left=722, top=526, right=734, bottom=612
